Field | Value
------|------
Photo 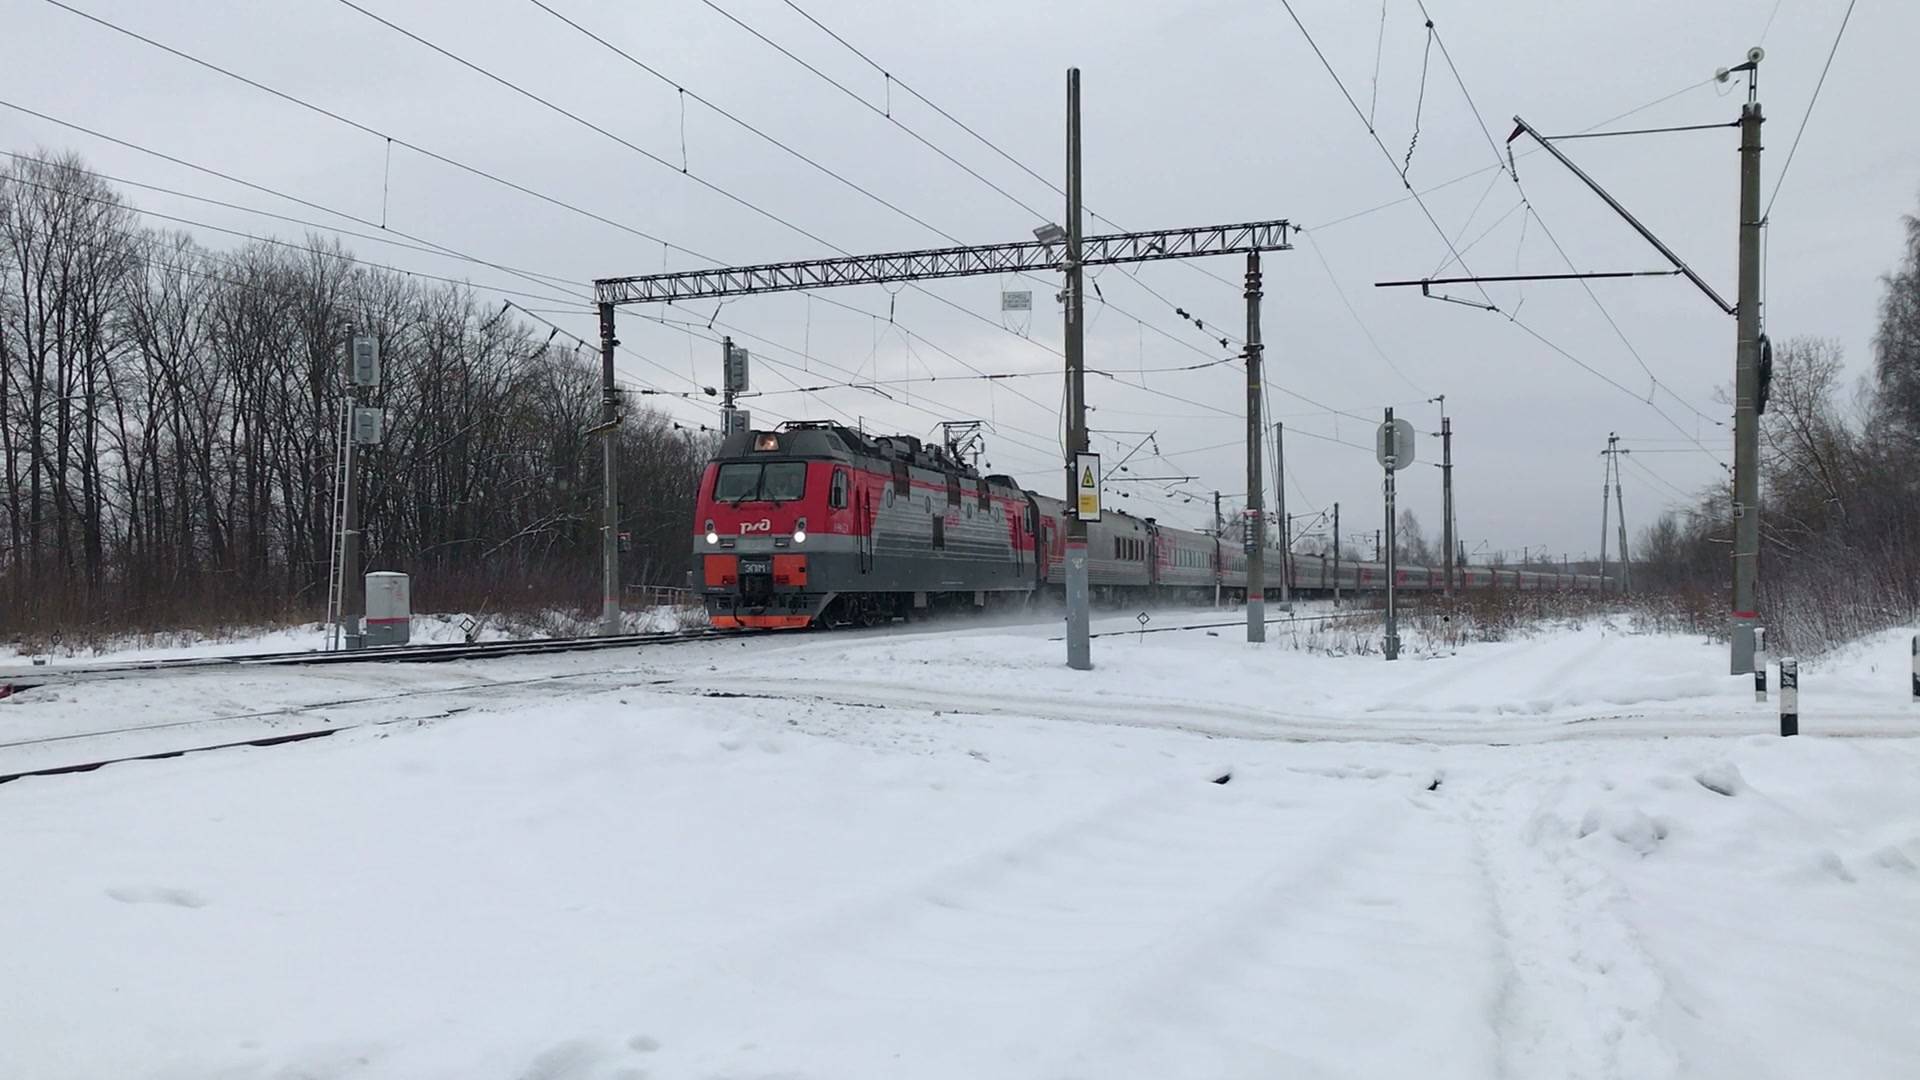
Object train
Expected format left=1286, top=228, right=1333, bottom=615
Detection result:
left=692, top=422, right=1604, bottom=629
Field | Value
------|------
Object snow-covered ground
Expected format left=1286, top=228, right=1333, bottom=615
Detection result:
left=3, top=614, right=1918, bottom=1079
left=0, top=607, right=700, bottom=668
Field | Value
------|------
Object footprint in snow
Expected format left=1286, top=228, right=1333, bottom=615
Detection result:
left=106, top=886, right=207, bottom=908
left=517, top=1038, right=607, bottom=1080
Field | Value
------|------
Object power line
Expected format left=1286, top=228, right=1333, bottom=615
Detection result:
left=1619, top=451, right=1700, bottom=503
left=721, top=0, right=1248, bottom=341
left=1504, top=314, right=1727, bottom=468
left=1759, top=0, right=1788, bottom=44
left=1415, top=15, right=1730, bottom=438
left=335, top=0, right=1184, bottom=422
left=1399, top=6, right=1733, bottom=447
left=1300, top=230, right=1429, bottom=397
left=692, top=0, right=1049, bottom=222
left=2, top=163, right=754, bottom=407
left=1275, top=0, right=1499, bottom=311
left=1762, top=0, right=1858, bottom=222
left=522, top=0, right=958, bottom=245
left=0, top=118, right=824, bottom=415
left=1512, top=201, right=1727, bottom=432
left=34, top=0, right=697, bottom=258
left=1412, top=0, right=1512, bottom=178
left=1276, top=3, right=1729, bottom=464
left=1310, top=76, right=1718, bottom=233
left=0, top=144, right=582, bottom=293
left=29, top=0, right=1083, bottom=451
left=330, top=0, right=856, bottom=256
left=0, top=99, right=589, bottom=302
left=0, top=170, right=586, bottom=308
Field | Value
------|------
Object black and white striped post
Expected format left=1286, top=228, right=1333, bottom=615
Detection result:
left=1754, top=627, right=1768, bottom=703
left=1910, top=635, right=1918, bottom=705
left=1779, top=657, right=1799, bottom=737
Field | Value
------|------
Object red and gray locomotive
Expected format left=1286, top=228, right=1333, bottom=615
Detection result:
left=693, top=422, right=1601, bottom=629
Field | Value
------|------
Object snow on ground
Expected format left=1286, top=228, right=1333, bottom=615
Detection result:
left=0, top=606, right=699, bottom=667
left=3, top=613, right=1918, bottom=1079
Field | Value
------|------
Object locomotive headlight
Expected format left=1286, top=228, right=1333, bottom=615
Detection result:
left=704, top=519, right=718, bottom=545
left=793, top=518, right=808, bottom=544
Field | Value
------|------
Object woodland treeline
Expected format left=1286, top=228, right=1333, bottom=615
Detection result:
left=1, top=151, right=712, bottom=642
left=1634, top=193, right=1920, bottom=649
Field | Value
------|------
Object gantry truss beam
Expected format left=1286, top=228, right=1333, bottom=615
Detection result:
left=594, top=220, right=1293, bottom=306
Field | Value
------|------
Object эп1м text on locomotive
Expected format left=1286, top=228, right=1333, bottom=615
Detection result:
left=692, top=422, right=1603, bottom=629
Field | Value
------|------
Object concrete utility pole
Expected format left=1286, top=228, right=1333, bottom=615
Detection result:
left=1614, top=448, right=1631, bottom=594
left=340, top=332, right=365, bottom=651
left=1598, top=432, right=1633, bottom=593
left=1332, top=501, right=1341, bottom=604
left=1599, top=444, right=1613, bottom=591
left=1244, top=250, right=1265, bottom=643
left=1213, top=490, right=1223, bottom=609
left=1382, top=405, right=1400, bottom=661
left=597, top=301, right=621, bottom=635
left=1063, top=67, right=1092, bottom=671
left=1274, top=421, right=1289, bottom=608
left=1730, top=89, right=1765, bottom=673
left=1437, top=405, right=1455, bottom=598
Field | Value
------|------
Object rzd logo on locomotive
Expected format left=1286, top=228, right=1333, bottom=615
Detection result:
left=740, top=519, right=772, bottom=533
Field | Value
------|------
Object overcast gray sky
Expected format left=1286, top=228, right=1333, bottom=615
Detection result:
left=6, top=0, right=1913, bottom=560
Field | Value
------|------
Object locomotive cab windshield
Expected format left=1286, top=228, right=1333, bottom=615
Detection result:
left=714, top=460, right=808, bottom=505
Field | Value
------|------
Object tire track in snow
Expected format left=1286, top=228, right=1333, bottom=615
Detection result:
left=638, top=767, right=1507, bottom=1078
left=1383, top=633, right=1565, bottom=706
left=1038, top=775, right=1509, bottom=1079
left=654, top=675, right=1919, bottom=744
left=1462, top=769, right=1680, bottom=1079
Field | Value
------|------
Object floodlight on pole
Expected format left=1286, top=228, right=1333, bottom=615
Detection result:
left=1033, top=223, right=1067, bottom=244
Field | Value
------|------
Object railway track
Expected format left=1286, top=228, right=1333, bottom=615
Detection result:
left=0, top=625, right=738, bottom=689
left=0, top=659, right=687, bottom=785
left=0, top=608, right=1345, bottom=785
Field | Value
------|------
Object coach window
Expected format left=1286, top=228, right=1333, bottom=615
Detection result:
left=829, top=468, right=849, bottom=509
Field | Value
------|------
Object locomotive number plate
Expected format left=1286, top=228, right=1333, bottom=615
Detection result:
left=738, top=558, right=772, bottom=575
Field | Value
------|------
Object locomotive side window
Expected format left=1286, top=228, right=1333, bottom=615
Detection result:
left=891, top=458, right=911, bottom=498
left=932, top=516, right=946, bottom=550
left=976, top=476, right=990, bottom=510
left=829, top=468, right=849, bottom=509
left=761, top=462, right=807, bottom=503
left=945, top=472, right=962, bottom=508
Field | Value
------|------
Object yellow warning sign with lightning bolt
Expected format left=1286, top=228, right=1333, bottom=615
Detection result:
left=1075, top=452, right=1101, bottom=521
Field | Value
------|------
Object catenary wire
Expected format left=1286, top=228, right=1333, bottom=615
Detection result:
left=1762, top=0, right=1858, bottom=223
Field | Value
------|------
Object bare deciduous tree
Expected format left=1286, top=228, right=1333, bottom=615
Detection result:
left=0, top=151, right=716, bottom=643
